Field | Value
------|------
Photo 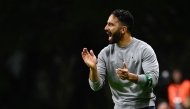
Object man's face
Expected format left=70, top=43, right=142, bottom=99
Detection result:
left=172, top=70, right=182, bottom=84
left=104, top=14, right=123, bottom=44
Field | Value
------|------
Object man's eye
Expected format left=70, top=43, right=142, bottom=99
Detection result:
left=108, top=23, right=114, bottom=26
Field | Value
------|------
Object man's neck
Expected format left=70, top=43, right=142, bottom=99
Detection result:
left=117, top=34, right=133, bottom=47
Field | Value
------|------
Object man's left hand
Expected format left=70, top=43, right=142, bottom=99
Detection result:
left=115, top=62, right=129, bottom=80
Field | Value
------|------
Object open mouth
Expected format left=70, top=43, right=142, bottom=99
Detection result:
left=106, top=31, right=112, bottom=40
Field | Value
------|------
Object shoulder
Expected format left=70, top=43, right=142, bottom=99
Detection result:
left=133, top=38, right=156, bottom=56
left=97, top=44, right=114, bottom=60
left=182, top=80, right=190, bottom=86
left=183, top=79, right=190, bottom=83
left=99, top=44, right=114, bottom=55
left=133, top=37, right=152, bottom=50
left=100, top=44, right=112, bottom=52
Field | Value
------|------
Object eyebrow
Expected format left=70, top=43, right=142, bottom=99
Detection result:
left=107, top=22, right=115, bottom=25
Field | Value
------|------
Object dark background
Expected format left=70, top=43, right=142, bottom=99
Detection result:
left=0, top=0, right=190, bottom=109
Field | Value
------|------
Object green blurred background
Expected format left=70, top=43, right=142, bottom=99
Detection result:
left=0, top=0, right=189, bottom=109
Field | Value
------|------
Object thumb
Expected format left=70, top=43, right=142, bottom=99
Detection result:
left=90, top=49, right=95, bottom=56
left=123, top=62, right=128, bottom=69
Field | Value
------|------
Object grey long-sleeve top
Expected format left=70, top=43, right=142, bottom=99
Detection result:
left=89, top=37, right=159, bottom=109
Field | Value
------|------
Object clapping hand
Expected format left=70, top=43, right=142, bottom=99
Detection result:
left=81, top=48, right=97, bottom=69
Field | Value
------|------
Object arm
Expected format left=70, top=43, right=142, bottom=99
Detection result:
left=89, top=67, right=99, bottom=82
left=82, top=48, right=106, bottom=91
left=81, top=48, right=99, bottom=82
left=116, top=45, right=159, bottom=88
left=138, top=45, right=159, bottom=87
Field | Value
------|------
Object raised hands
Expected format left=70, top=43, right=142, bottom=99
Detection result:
left=81, top=48, right=97, bottom=69
left=115, top=62, right=129, bottom=80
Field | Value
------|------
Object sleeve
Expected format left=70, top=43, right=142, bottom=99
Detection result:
left=137, top=45, right=159, bottom=88
left=89, top=50, right=107, bottom=91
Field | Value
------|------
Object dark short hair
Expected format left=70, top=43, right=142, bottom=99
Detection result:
left=111, top=9, right=134, bottom=34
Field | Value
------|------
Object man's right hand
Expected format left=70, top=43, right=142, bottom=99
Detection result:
left=81, top=48, right=97, bottom=69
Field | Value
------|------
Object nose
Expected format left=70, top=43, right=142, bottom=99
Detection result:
left=104, top=24, right=108, bottom=31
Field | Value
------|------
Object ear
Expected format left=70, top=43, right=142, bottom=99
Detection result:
left=120, top=26, right=127, bottom=34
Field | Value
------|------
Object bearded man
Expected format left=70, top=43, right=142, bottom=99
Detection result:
left=81, top=9, right=159, bottom=109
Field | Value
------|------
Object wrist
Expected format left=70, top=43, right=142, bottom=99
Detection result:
left=90, top=65, right=97, bottom=71
left=127, top=72, right=138, bottom=83
left=89, top=66, right=99, bottom=82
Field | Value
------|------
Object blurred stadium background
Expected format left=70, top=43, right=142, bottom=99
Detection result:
left=0, top=0, right=189, bottom=109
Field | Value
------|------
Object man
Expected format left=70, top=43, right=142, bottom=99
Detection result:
left=167, top=69, right=190, bottom=109
left=81, top=9, right=159, bottom=109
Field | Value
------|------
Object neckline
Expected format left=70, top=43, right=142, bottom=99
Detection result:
left=115, top=37, right=135, bottom=49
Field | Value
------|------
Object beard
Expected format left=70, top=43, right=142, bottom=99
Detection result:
left=108, top=29, right=123, bottom=44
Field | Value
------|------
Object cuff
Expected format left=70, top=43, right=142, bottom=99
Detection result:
left=137, top=74, right=146, bottom=86
left=88, top=78, right=101, bottom=90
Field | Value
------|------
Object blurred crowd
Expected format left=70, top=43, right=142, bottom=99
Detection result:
left=157, top=69, right=190, bottom=109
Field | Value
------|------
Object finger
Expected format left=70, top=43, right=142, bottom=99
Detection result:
left=117, top=72, right=124, bottom=80
left=82, top=48, right=86, bottom=55
left=82, top=48, right=86, bottom=53
left=115, top=69, right=120, bottom=74
left=82, top=48, right=85, bottom=55
left=115, top=69, right=118, bottom=73
left=118, top=68, right=123, bottom=72
left=123, top=62, right=128, bottom=69
left=121, top=77, right=125, bottom=80
left=81, top=52, right=86, bottom=59
left=83, top=48, right=86, bottom=52
left=81, top=52, right=84, bottom=56
left=116, top=69, right=122, bottom=73
left=90, top=49, right=94, bottom=56
left=116, top=69, right=121, bottom=78
left=84, top=48, right=89, bottom=54
left=82, top=48, right=89, bottom=58
left=116, top=68, right=123, bottom=75
left=118, top=68, right=128, bottom=77
left=81, top=50, right=85, bottom=56
left=82, top=48, right=87, bottom=53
